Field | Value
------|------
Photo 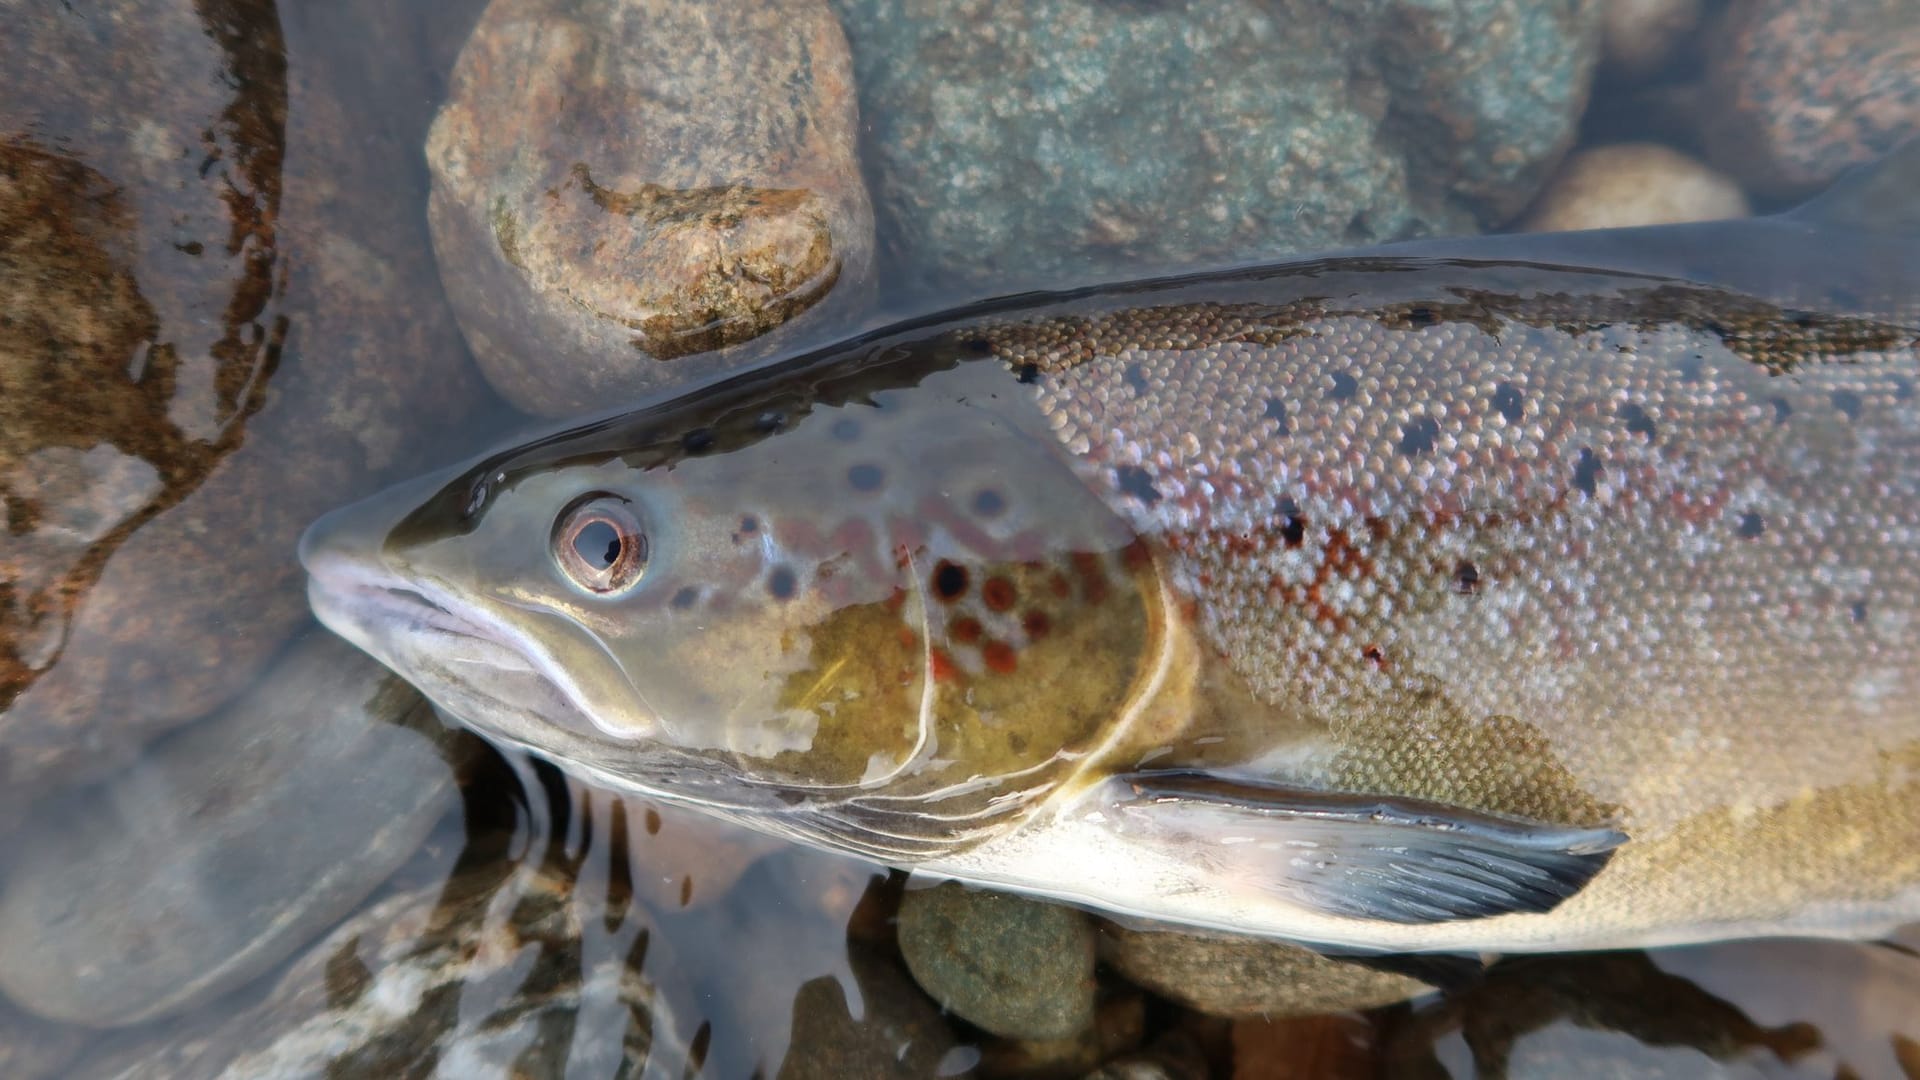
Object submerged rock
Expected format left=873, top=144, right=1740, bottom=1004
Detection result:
left=1602, top=0, right=1704, bottom=81
left=776, top=946, right=965, bottom=1079
left=1099, top=923, right=1433, bottom=1020
left=0, top=0, right=485, bottom=809
left=0, top=630, right=476, bottom=1028
left=831, top=0, right=1601, bottom=296
left=1521, top=143, right=1749, bottom=231
left=896, top=882, right=1097, bottom=1042
left=427, top=0, right=876, bottom=416
left=1697, top=0, right=1920, bottom=198
left=69, top=859, right=676, bottom=1078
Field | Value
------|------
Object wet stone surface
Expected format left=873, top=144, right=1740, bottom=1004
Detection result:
left=1099, top=923, right=1434, bottom=1021
left=427, top=0, right=876, bottom=417
left=1520, top=142, right=1749, bottom=232
left=896, top=881, right=1098, bottom=1042
left=68, top=858, right=673, bottom=1079
left=830, top=0, right=1601, bottom=296
left=0, top=629, right=477, bottom=1028
left=0, top=0, right=485, bottom=811
left=1698, top=0, right=1920, bottom=198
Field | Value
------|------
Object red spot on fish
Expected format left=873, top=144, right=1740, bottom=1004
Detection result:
left=951, top=617, right=984, bottom=645
left=1021, top=610, right=1051, bottom=639
left=1070, top=552, right=1109, bottom=604
left=1049, top=573, right=1071, bottom=598
left=883, top=587, right=907, bottom=613
left=1362, top=644, right=1388, bottom=669
left=929, top=648, right=960, bottom=683
left=983, top=640, right=1018, bottom=674
left=1121, top=538, right=1152, bottom=571
left=897, top=626, right=917, bottom=650
left=982, top=577, right=1017, bottom=612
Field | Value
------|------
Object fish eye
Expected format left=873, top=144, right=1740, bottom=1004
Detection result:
left=552, top=494, right=648, bottom=596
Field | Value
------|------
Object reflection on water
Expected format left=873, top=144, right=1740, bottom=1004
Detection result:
left=2, top=0, right=1918, bottom=1076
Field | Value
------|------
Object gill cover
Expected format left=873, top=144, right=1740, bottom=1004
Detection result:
left=385, top=346, right=1171, bottom=857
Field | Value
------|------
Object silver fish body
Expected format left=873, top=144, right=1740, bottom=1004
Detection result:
left=303, top=144, right=1920, bottom=952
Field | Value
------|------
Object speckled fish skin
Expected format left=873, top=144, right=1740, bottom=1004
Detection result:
left=302, top=146, right=1920, bottom=952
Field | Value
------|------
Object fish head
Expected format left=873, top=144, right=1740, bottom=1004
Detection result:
left=301, top=355, right=1165, bottom=857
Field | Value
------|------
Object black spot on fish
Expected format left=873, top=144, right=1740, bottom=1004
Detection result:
left=830, top=417, right=862, bottom=442
left=1852, top=600, right=1869, bottom=624
left=1015, top=362, right=1041, bottom=384
left=1491, top=382, right=1525, bottom=423
left=1573, top=447, right=1602, bottom=497
left=932, top=561, right=968, bottom=601
left=971, top=489, right=1007, bottom=517
left=1771, top=397, right=1793, bottom=423
left=1619, top=402, right=1657, bottom=440
left=847, top=463, right=885, bottom=492
left=1262, top=397, right=1290, bottom=435
left=1398, top=416, right=1440, bottom=456
left=1123, top=363, right=1150, bottom=395
left=670, top=587, right=699, bottom=610
left=1678, top=353, right=1706, bottom=382
left=1452, top=560, right=1480, bottom=595
left=1276, top=496, right=1307, bottom=547
left=1832, top=390, right=1863, bottom=421
left=1329, top=371, right=1359, bottom=400
left=1737, top=512, right=1765, bottom=539
left=1116, top=465, right=1161, bottom=506
left=753, top=411, right=787, bottom=433
left=681, top=428, right=715, bottom=453
left=739, top=515, right=760, bottom=535
left=767, top=566, right=797, bottom=600
left=963, top=336, right=994, bottom=354
left=1407, top=305, right=1438, bottom=328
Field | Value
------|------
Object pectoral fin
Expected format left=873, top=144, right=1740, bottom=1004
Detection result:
left=1096, top=771, right=1626, bottom=926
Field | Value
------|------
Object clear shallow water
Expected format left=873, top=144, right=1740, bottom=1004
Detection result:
left=2, top=0, right=1917, bottom=1076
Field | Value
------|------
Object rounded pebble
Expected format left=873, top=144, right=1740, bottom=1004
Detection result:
left=1521, top=143, right=1749, bottom=232
left=896, top=881, right=1098, bottom=1041
left=427, top=0, right=876, bottom=416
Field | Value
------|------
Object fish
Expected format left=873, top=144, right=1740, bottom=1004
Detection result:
left=302, top=141, right=1920, bottom=953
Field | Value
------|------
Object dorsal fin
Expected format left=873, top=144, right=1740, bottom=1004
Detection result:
left=1786, top=137, right=1920, bottom=231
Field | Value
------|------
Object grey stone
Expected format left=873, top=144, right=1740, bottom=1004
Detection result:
left=427, top=0, right=877, bottom=416
left=0, top=629, right=474, bottom=1027
left=896, top=882, right=1097, bottom=1042
left=69, top=859, right=675, bottom=1079
left=829, top=0, right=1601, bottom=295
left=1100, top=922, right=1432, bottom=1019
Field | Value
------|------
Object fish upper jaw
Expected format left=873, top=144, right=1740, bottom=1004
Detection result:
left=300, top=504, right=653, bottom=749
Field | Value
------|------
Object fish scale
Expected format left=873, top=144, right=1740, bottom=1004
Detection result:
left=302, top=142, right=1920, bottom=950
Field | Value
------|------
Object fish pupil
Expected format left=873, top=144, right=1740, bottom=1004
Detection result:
left=574, top=520, right=622, bottom=569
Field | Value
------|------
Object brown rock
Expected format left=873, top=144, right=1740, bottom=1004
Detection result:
left=0, top=0, right=486, bottom=807
left=974, top=991, right=1147, bottom=1079
left=1231, top=1014, right=1378, bottom=1080
left=426, top=0, right=876, bottom=416
left=1603, top=0, right=1704, bottom=80
left=1521, top=143, right=1749, bottom=232
left=1099, top=923, right=1432, bottom=1020
left=1699, top=0, right=1920, bottom=197
left=776, top=946, right=964, bottom=1080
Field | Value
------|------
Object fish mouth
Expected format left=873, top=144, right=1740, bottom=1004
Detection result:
left=301, top=547, right=618, bottom=758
